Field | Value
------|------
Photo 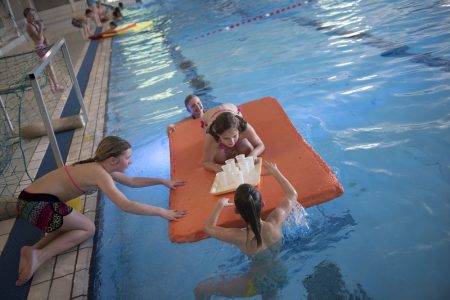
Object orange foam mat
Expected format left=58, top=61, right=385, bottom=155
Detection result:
left=169, top=96, right=344, bottom=242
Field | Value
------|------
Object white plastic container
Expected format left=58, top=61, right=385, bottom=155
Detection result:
left=231, top=170, right=244, bottom=186
left=210, top=157, right=262, bottom=195
left=216, top=172, right=228, bottom=188
left=235, top=154, right=245, bottom=166
left=244, top=156, right=254, bottom=167
left=225, top=158, right=236, bottom=167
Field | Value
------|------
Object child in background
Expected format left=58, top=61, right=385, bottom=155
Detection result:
left=71, top=9, right=96, bottom=40
left=85, top=0, right=101, bottom=26
left=23, top=8, right=64, bottom=93
left=112, top=7, right=123, bottom=21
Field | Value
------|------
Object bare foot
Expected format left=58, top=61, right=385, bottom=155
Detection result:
left=16, top=246, right=41, bottom=286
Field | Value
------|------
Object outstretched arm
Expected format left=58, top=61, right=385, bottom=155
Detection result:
left=98, top=170, right=187, bottom=220
left=202, top=134, right=223, bottom=173
left=265, top=161, right=298, bottom=226
left=242, top=124, right=265, bottom=159
left=111, top=171, right=186, bottom=189
left=205, top=198, right=242, bottom=245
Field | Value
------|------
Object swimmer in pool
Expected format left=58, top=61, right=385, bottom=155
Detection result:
left=195, top=161, right=297, bottom=299
left=166, top=95, right=206, bottom=136
left=166, top=95, right=238, bottom=135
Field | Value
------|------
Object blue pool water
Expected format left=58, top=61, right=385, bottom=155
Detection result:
left=90, top=0, right=450, bottom=299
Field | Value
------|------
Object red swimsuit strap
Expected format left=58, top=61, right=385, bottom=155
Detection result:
left=63, top=165, right=85, bottom=193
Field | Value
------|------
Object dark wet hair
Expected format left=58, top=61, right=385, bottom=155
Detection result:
left=75, top=136, right=131, bottom=165
left=85, top=9, right=92, bottom=15
left=235, top=183, right=263, bottom=248
left=207, top=112, right=247, bottom=142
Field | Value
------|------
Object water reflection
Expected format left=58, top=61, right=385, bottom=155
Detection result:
left=303, top=260, right=372, bottom=300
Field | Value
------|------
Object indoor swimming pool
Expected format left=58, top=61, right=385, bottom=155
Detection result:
left=89, top=0, right=450, bottom=299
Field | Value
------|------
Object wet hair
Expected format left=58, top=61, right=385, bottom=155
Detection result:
left=118, top=2, right=124, bottom=9
left=234, top=184, right=263, bottom=248
left=207, top=112, right=247, bottom=142
left=23, top=8, right=33, bottom=18
left=109, top=21, right=117, bottom=29
left=85, top=9, right=92, bottom=15
left=184, top=94, right=197, bottom=109
left=75, top=136, right=131, bottom=165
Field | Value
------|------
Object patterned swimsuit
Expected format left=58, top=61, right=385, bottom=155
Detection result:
left=16, top=165, right=94, bottom=233
left=16, top=190, right=73, bottom=233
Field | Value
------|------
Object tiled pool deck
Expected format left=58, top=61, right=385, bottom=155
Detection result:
left=0, top=30, right=112, bottom=300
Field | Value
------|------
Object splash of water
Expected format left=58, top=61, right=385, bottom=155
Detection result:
left=282, top=201, right=311, bottom=242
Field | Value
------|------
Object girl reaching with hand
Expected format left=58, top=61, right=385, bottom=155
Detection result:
left=15, top=136, right=187, bottom=286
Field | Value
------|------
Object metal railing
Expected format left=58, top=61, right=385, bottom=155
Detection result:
left=28, top=38, right=89, bottom=168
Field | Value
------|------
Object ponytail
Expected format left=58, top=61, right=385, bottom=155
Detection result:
left=247, top=194, right=262, bottom=247
left=235, top=184, right=263, bottom=248
left=75, top=157, right=97, bottom=165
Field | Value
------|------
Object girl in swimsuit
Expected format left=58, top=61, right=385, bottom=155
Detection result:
left=202, top=112, right=265, bottom=172
left=23, top=8, right=64, bottom=93
left=195, top=161, right=297, bottom=299
left=165, top=94, right=264, bottom=171
left=15, top=136, right=187, bottom=286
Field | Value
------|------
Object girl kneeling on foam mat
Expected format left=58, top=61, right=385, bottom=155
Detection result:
left=15, top=136, right=187, bottom=286
left=202, top=112, right=265, bottom=172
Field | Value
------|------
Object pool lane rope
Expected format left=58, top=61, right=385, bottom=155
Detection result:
left=190, top=1, right=309, bottom=41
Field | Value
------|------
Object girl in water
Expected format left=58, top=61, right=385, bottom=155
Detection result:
left=195, top=161, right=297, bottom=299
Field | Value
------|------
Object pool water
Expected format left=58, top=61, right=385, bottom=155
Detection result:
left=90, top=0, right=450, bottom=299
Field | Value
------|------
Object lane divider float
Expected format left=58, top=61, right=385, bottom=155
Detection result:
left=190, top=1, right=309, bottom=41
